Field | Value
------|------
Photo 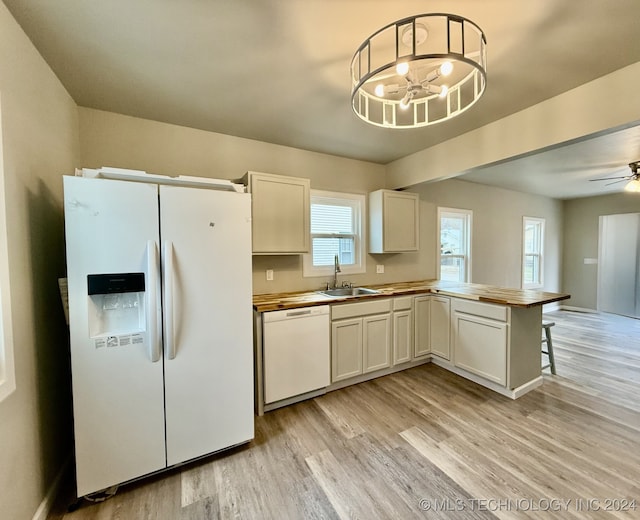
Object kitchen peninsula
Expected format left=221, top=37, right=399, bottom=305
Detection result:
left=253, top=280, right=570, bottom=415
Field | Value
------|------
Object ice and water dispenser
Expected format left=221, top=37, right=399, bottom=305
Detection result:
left=87, top=273, right=146, bottom=348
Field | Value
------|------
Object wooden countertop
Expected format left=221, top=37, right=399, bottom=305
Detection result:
left=253, top=279, right=570, bottom=312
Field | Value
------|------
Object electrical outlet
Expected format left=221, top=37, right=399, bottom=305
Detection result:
left=376, top=264, right=384, bottom=274
left=266, top=269, right=274, bottom=281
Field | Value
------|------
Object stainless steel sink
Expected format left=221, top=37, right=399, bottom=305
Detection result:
left=317, top=287, right=380, bottom=298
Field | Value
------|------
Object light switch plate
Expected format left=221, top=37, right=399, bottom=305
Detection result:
left=266, top=269, right=274, bottom=281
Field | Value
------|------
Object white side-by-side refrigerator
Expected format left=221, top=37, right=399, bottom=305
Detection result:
left=64, top=173, right=254, bottom=497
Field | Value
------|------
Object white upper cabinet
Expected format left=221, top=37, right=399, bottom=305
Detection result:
left=244, top=171, right=310, bottom=254
left=369, top=189, right=419, bottom=253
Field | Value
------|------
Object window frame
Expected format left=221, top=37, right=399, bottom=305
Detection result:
left=437, top=207, right=473, bottom=283
left=303, top=190, right=366, bottom=278
left=0, top=96, right=16, bottom=402
left=522, top=216, right=545, bottom=289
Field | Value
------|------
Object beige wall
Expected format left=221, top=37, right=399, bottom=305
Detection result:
left=413, top=178, right=563, bottom=292
left=563, top=192, right=640, bottom=309
left=78, top=107, right=385, bottom=193
left=77, top=108, right=567, bottom=296
left=0, top=2, right=79, bottom=519
left=78, top=108, right=401, bottom=294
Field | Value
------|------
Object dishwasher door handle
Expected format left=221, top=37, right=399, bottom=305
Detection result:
left=285, top=309, right=312, bottom=318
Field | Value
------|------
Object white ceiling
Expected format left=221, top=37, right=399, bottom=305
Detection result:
left=461, top=125, right=640, bottom=199
left=4, top=0, right=640, bottom=199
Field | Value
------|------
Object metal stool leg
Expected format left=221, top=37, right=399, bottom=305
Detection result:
left=542, top=321, right=556, bottom=375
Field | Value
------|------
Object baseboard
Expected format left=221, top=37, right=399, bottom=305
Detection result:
left=542, top=301, right=562, bottom=312
left=430, top=357, right=542, bottom=400
left=559, top=305, right=598, bottom=313
left=511, top=376, right=544, bottom=398
left=32, top=455, right=71, bottom=520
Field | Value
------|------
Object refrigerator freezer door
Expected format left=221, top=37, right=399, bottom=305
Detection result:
left=64, top=176, right=166, bottom=496
left=160, top=185, right=254, bottom=466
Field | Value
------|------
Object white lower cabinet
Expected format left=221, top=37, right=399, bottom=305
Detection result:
left=413, top=294, right=451, bottom=360
left=429, top=296, right=451, bottom=360
left=331, top=299, right=391, bottom=383
left=304, top=291, right=541, bottom=401
left=413, top=295, right=431, bottom=358
left=363, top=315, right=392, bottom=372
left=452, top=300, right=508, bottom=386
left=331, top=318, right=363, bottom=381
left=393, top=297, right=413, bottom=365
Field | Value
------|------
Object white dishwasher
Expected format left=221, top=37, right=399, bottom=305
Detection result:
left=263, top=305, right=330, bottom=404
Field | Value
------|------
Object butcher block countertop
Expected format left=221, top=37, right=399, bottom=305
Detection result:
left=253, top=280, right=570, bottom=312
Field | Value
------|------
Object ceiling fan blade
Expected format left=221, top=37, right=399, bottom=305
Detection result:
left=589, top=176, right=631, bottom=181
left=604, top=179, right=629, bottom=186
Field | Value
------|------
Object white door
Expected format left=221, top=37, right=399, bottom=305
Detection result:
left=160, top=186, right=254, bottom=466
left=598, top=213, right=640, bottom=318
left=64, top=177, right=166, bottom=496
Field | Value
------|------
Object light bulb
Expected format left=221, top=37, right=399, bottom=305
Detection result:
left=624, top=179, right=640, bottom=192
left=374, top=84, right=385, bottom=97
left=399, top=93, right=412, bottom=109
left=440, top=61, right=453, bottom=76
left=396, top=61, right=410, bottom=76
left=439, top=85, right=449, bottom=98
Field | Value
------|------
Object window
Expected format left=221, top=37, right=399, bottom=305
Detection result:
left=303, top=190, right=365, bottom=277
left=0, top=96, right=16, bottom=401
left=522, top=217, right=545, bottom=289
left=438, top=207, right=472, bottom=282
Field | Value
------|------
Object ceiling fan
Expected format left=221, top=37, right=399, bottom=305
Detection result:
left=590, top=161, right=640, bottom=191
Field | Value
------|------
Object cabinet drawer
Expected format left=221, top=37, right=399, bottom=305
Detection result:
left=451, top=299, right=508, bottom=322
left=331, top=299, right=391, bottom=320
left=393, top=296, right=413, bottom=311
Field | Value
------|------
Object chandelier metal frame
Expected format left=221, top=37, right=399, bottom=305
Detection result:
left=350, top=13, right=487, bottom=129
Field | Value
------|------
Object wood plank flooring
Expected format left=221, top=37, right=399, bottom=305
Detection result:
left=49, top=310, right=640, bottom=519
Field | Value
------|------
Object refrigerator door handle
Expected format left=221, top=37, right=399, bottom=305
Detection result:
left=163, top=240, right=176, bottom=360
left=146, top=240, right=161, bottom=362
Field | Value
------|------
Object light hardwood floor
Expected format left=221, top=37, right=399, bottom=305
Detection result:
left=50, top=310, right=640, bottom=519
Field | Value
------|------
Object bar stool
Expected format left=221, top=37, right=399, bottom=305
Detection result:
left=542, top=321, right=556, bottom=375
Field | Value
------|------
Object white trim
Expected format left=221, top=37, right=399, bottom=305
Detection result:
left=303, top=190, right=366, bottom=278
left=560, top=305, right=598, bottom=313
left=0, top=94, right=16, bottom=402
left=522, top=216, right=545, bottom=289
left=597, top=215, right=604, bottom=312
left=437, top=207, right=472, bottom=282
left=542, top=302, right=562, bottom=313
left=430, top=356, right=543, bottom=399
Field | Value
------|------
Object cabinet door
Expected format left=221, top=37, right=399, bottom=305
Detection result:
left=430, top=296, right=451, bottom=360
left=453, top=312, right=507, bottom=385
left=249, top=172, right=310, bottom=254
left=393, top=310, right=412, bottom=365
left=413, top=296, right=431, bottom=358
left=363, top=314, right=391, bottom=373
left=383, top=191, right=419, bottom=252
left=332, top=318, right=363, bottom=382
left=369, top=190, right=419, bottom=253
